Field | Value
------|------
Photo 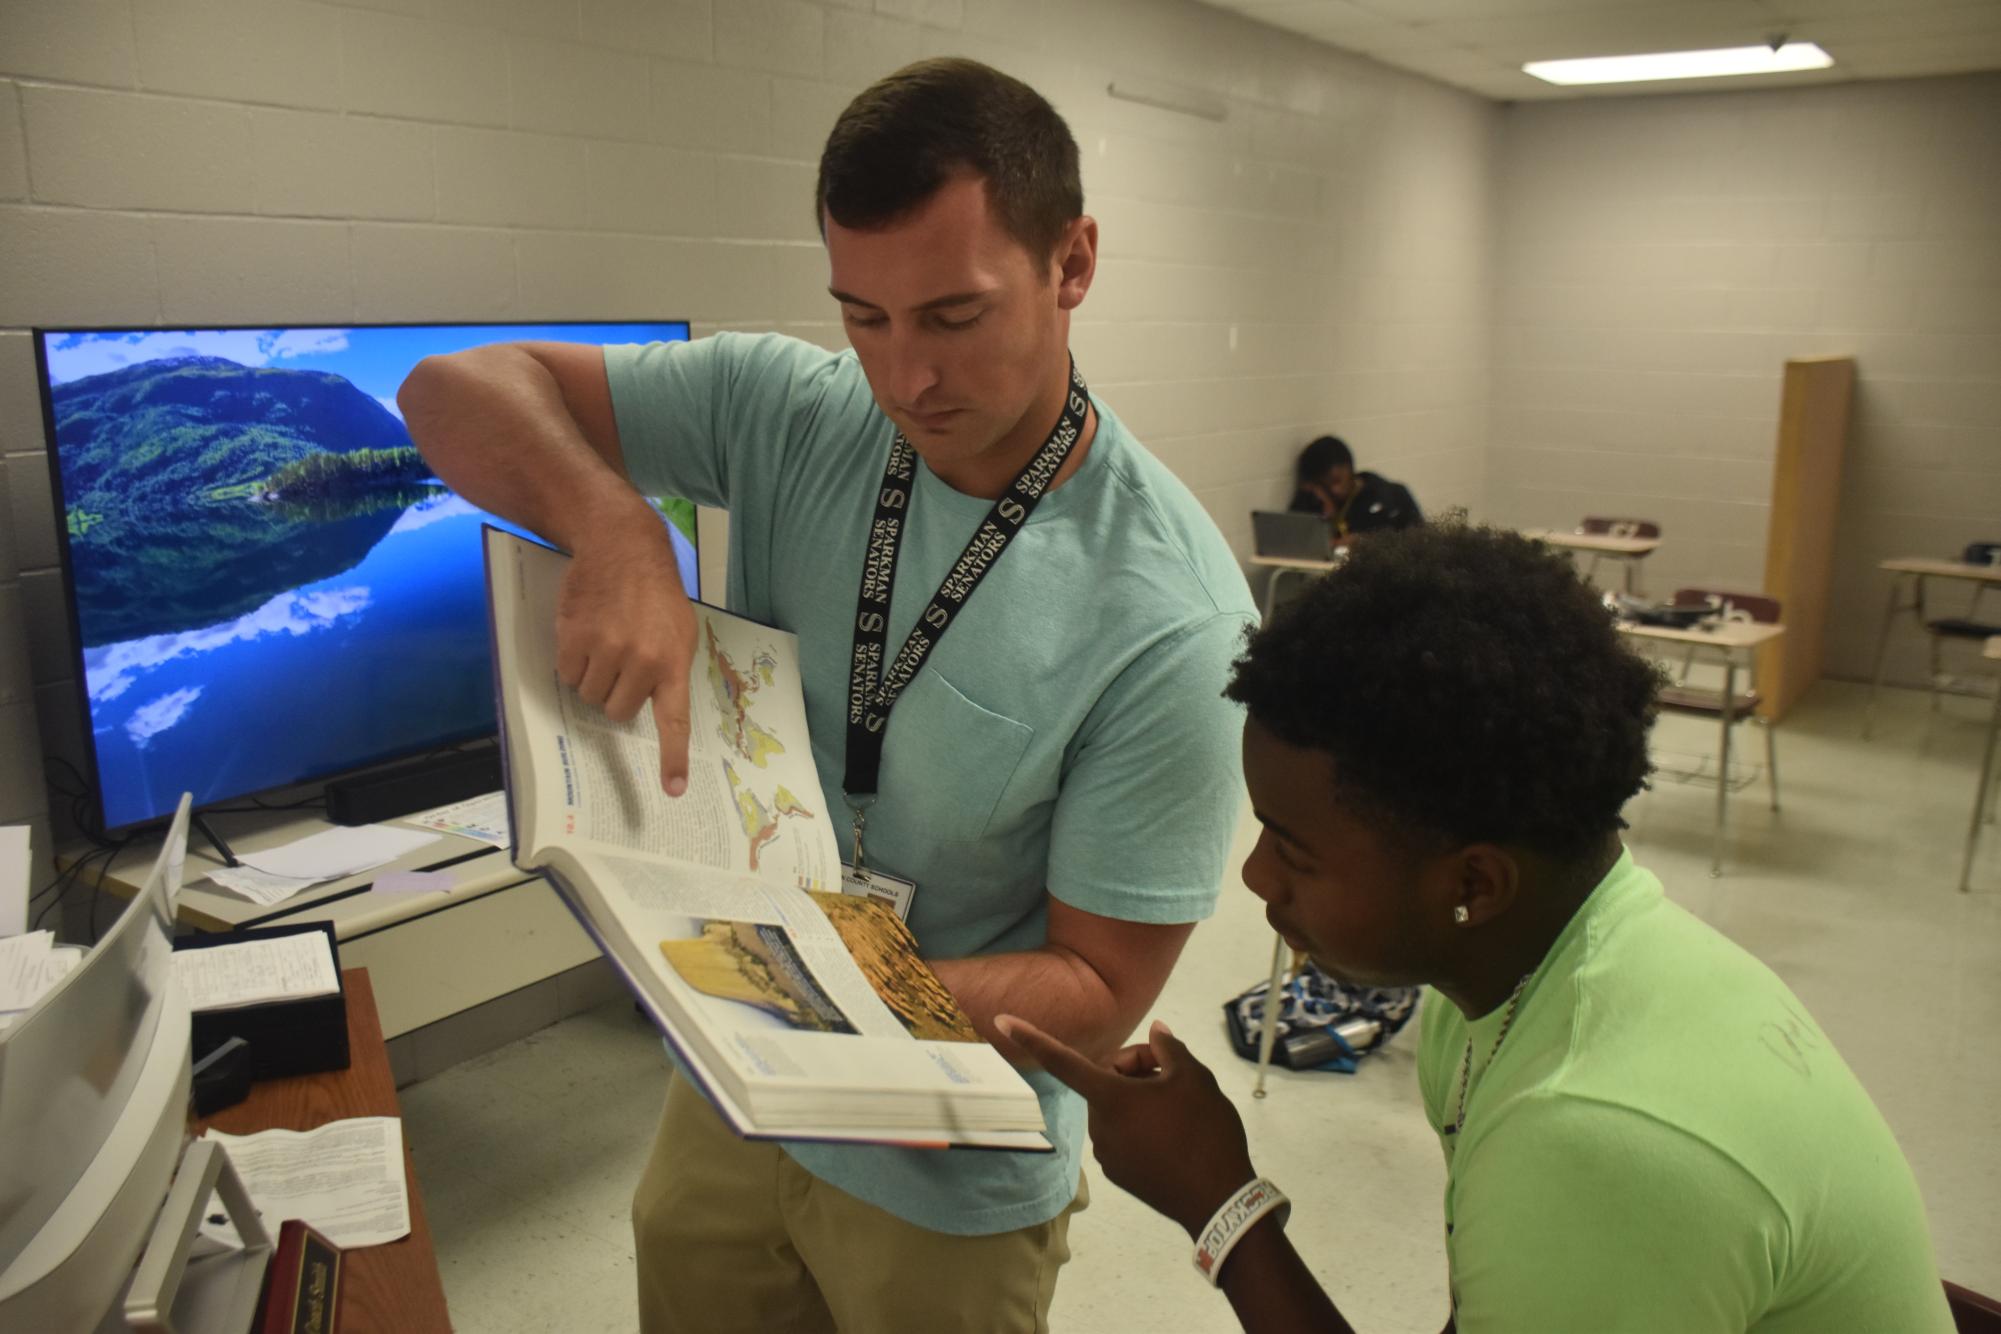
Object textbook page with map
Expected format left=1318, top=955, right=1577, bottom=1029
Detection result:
left=483, top=528, right=1048, bottom=1150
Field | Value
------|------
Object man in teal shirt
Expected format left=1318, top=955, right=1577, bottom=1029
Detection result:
left=1005, top=525, right=1953, bottom=1332
left=401, top=59, right=1254, bottom=1332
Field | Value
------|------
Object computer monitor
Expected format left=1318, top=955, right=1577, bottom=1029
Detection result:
left=0, top=796, right=191, bottom=1330
left=35, top=322, right=695, bottom=835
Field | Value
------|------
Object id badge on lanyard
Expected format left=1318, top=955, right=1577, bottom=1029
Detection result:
left=838, top=360, right=1091, bottom=918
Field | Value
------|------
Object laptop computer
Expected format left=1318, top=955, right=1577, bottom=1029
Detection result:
left=1252, top=510, right=1335, bottom=562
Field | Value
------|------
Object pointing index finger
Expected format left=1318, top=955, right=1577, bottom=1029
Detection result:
left=652, top=668, right=691, bottom=798
left=995, top=1015, right=1118, bottom=1100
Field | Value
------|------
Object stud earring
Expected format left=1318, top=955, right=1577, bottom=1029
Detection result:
left=1453, top=906, right=1470, bottom=925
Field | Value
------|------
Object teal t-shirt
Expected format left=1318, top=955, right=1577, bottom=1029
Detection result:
left=1418, top=850, right=1952, bottom=1333
left=605, top=332, right=1256, bottom=1234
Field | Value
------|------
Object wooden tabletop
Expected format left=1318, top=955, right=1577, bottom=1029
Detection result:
left=1524, top=528, right=1662, bottom=556
left=1880, top=556, right=2001, bottom=584
left=1615, top=619, right=1785, bottom=652
left=192, top=969, right=451, bottom=1333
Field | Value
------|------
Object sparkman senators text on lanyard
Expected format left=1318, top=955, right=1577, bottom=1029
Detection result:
left=843, top=358, right=1091, bottom=881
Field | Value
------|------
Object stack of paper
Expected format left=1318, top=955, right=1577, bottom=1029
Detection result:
left=205, top=825, right=442, bottom=906
left=172, top=932, right=342, bottom=1012
left=0, top=930, right=84, bottom=1031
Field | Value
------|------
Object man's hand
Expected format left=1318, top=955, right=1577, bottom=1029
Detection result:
left=997, top=1015, right=1255, bottom=1237
left=555, top=516, right=697, bottom=795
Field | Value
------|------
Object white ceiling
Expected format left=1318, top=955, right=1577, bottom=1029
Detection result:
left=1197, top=0, right=2001, bottom=100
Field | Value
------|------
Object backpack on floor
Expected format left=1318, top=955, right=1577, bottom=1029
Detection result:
left=1223, top=964, right=1421, bottom=1074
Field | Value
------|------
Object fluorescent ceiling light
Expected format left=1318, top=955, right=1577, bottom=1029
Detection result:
left=1524, top=42, right=1834, bottom=86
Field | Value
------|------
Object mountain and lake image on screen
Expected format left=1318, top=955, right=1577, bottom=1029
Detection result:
left=39, top=322, right=694, bottom=831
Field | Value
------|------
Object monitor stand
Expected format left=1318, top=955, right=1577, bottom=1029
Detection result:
left=189, top=815, right=240, bottom=869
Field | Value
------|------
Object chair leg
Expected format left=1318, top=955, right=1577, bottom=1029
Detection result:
left=1763, top=719, right=1780, bottom=813
left=1260, top=568, right=1290, bottom=624
left=1930, top=633, right=1943, bottom=712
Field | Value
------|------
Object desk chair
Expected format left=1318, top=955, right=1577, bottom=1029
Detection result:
left=1924, top=541, right=2001, bottom=711
left=1947, top=1277, right=2001, bottom=1334
left=1579, top=517, right=1661, bottom=594
left=1657, top=588, right=1781, bottom=812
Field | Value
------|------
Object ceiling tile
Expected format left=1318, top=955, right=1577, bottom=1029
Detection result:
left=1838, top=31, right=2001, bottom=78
left=1195, top=0, right=2001, bottom=99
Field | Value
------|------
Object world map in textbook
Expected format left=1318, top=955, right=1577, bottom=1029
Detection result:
left=704, top=621, right=815, bottom=869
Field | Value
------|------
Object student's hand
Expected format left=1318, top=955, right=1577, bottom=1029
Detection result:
left=556, top=515, right=698, bottom=796
left=997, top=1015, right=1256, bottom=1237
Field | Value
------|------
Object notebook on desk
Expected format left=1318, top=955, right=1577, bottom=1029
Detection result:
left=1252, top=510, right=1334, bottom=562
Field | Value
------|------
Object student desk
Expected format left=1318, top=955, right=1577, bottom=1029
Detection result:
left=1961, top=637, right=2001, bottom=894
left=1866, top=556, right=2001, bottom=737
left=61, top=808, right=593, bottom=1040
left=192, top=968, right=451, bottom=1332
left=1250, top=553, right=1341, bottom=622
left=1523, top=528, right=1662, bottom=594
left=1615, top=617, right=1785, bottom=876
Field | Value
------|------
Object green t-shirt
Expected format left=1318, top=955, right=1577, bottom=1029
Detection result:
left=605, top=332, right=1255, bottom=1234
left=1418, top=850, right=1951, bottom=1332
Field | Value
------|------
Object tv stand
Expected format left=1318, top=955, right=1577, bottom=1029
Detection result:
left=54, top=809, right=597, bottom=1048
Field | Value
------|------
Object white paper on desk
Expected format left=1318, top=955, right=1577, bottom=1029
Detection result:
left=0, top=930, right=68, bottom=1011
left=203, top=864, right=324, bottom=906
left=0, top=930, right=52, bottom=1008
left=1, top=826, right=30, bottom=937
left=403, top=790, right=510, bottom=851
left=172, top=932, right=341, bottom=1012
left=240, top=824, right=440, bottom=880
left=205, top=825, right=443, bottom=904
left=199, top=1117, right=412, bottom=1250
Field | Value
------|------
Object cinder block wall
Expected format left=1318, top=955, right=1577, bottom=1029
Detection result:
left=1489, top=73, right=2001, bottom=686
left=0, top=0, right=1500, bottom=847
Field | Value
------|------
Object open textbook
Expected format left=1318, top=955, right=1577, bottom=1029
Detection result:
left=483, top=528, right=1049, bottom=1151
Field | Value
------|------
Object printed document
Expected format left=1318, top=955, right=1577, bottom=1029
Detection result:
left=173, top=932, right=341, bottom=1011
left=200, top=1117, right=411, bottom=1250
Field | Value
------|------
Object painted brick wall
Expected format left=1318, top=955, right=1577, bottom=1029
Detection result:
left=1489, top=73, right=2001, bottom=687
left=0, top=0, right=1498, bottom=844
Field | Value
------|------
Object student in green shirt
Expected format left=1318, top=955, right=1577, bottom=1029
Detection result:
left=1001, top=524, right=1954, bottom=1333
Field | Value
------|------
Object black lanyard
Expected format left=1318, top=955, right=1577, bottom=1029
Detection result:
left=842, top=359, right=1089, bottom=867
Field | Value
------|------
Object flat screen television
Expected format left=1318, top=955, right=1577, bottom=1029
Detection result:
left=35, top=321, right=695, bottom=835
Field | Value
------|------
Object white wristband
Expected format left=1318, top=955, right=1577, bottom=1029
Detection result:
left=1192, top=1176, right=1290, bottom=1286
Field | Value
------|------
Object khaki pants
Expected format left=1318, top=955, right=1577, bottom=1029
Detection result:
left=632, top=1076, right=1086, bottom=1334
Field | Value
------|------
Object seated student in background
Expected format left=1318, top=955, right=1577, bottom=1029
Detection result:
left=1000, top=525, right=1953, bottom=1334
left=1288, top=435, right=1421, bottom=541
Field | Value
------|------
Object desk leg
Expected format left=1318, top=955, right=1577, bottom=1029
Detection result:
left=1865, top=575, right=1910, bottom=740
left=1960, top=680, right=2001, bottom=893
left=1260, top=569, right=1290, bottom=624
left=1713, top=657, right=1736, bottom=878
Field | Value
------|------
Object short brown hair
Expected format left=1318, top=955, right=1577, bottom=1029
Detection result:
left=816, top=58, right=1083, bottom=263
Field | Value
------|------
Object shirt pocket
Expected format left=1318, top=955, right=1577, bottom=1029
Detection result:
left=876, top=666, right=1035, bottom=846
